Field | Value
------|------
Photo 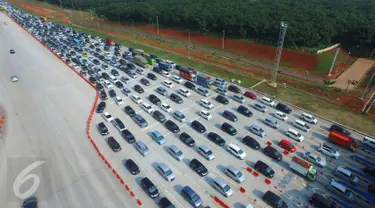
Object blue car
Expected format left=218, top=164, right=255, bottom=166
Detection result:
left=156, top=87, right=168, bottom=96
left=122, top=88, right=131, bottom=96
left=151, top=130, right=166, bottom=145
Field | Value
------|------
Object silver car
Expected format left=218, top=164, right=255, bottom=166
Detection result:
left=156, top=162, right=175, bottom=181
left=249, top=124, right=266, bottom=137
left=303, top=152, right=326, bottom=168
left=212, top=177, right=233, bottom=197
left=224, top=165, right=244, bottom=183
left=168, top=145, right=184, bottom=161
left=135, top=141, right=150, bottom=156
left=198, top=145, right=215, bottom=160
left=318, top=143, right=340, bottom=159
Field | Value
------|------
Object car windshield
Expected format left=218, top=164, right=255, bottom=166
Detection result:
left=176, top=151, right=183, bottom=156
left=223, top=185, right=231, bottom=192
left=186, top=137, right=193, bottom=142
left=266, top=167, right=272, bottom=173
left=149, top=186, right=157, bottom=193
left=191, top=194, right=199, bottom=202
left=236, top=171, right=243, bottom=178
left=165, top=169, right=173, bottom=176
left=289, top=144, right=295, bottom=149
left=316, top=157, right=322, bottom=162
left=207, top=150, right=213, bottom=155
left=238, top=149, right=244, bottom=154
left=229, top=127, right=235, bottom=132
left=274, top=151, right=281, bottom=156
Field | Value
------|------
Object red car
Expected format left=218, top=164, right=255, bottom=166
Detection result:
left=279, top=139, right=296, bottom=152
left=244, top=91, right=257, bottom=99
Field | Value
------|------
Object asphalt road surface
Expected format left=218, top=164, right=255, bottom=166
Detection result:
left=0, top=12, right=136, bottom=208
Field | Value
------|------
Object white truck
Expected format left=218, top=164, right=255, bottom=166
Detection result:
left=289, top=156, right=317, bottom=181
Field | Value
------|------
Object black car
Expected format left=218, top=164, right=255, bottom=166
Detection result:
left=237, top=105, right=253, bottom=117
left=147, top=72, right=157, bottom=80
left=158, top=197, right=175, bottom=208
left=152, top=110, right=166, bottom=123
left=100, top=90, right=108, bottom=100
left=207, top=132, right=226, bottom=146
left=113, top=81, right=122, bottom=88
left=134, top=84, right=144, bottom=93
left=243, top=136, right=260, bottom=150
left=22, top=196, right=38, bottom=208
left=96, top=101, right=106, bottom=113
left=125, top=159, right=140, bottom=175
left=309, top=193, right=335, bottom=208
left=184, top=81, right=196, bottom=90
left=9, top=49, right=15, bottom=54
left=165, top=120, right=180, bottom=133
left=141, top=177, right=160, bottom=199
left=127, top=63, right=136, bottom=70
left=221, top=122, right=237, bottom=136
left=170, top=93, right=183, bottom=104
left=102, top=72, right=110, bottom=79
left=124, top=105, right=136, bottom=117
left=222, top=110, right=238, bottom=122
left=111, top=69, right=119, bottom=76
left=119, top=59, right=127, bottom=65
left=140, top=78, right=151, bottom=86
left=107, top=137, right=121, bottom=152
left=228, top=84, right=241, bottom=93
left=254, top=160, right=275, bottom=178
left=120, top=129, right=136, bottom=143
left=149, top=94, right=161, bottom=105
left=329, top=124, right=351, bottom=137
left=189, top=159, right=208, bottom=177
left=180, top=132, right=196, bottom=147
left=95, top=48, right=101, bottom=52
left=216, top=95, right=229, bottom=104
left=364, top=166, right=375, bottom=177
left=191, top=120, right=207, bottom=133
left=263, top=191, right=288, bottom=208
left=275, top=103, right=292, bottom=114
left=114, top=51, right=120, bottom=56
left=96, top=82, right=104, bottom=90
left=108, top=89, right=117, bottom=98
left=97, top=122, right=109, bottom=135
left=263, top=146, right=282, bottom=161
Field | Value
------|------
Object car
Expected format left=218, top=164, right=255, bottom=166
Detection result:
left=276, top=103, right=292, bottom=114
left=141, top=177, right=160, bottom=198
left=152, top=110, right=167, bottom=123
left=161, top=70, right=170, bottom=77
left=96, top=82, right=104, bottom=90
left=327, top=180, right=355, bottom=203
left=135, top=68, right=145, bottom=75
left=263, top=191, right=288, bottom=208
left=221, top=122, right=237, bottom=136
left=253, top=103, right=267, bottom=113
left=22, top=196, right=38, bottom=208
left=134, top=114, right=148, bottom=128
left=274, top=111, right=288, bottom=121
left=112, top=118, right=126, bottom=131
left=135, top=140, right=150, bottom=156
left=242, top=136, right=260, bottom=150
left=191, top=120, right=207, bottom=133
left=199, top=110, right=212, bottom=120
left=121, top=88, right=131, bottom=96
left=309, top=193, right=336, bottom=208
left=244, top=91, right=257, bottom=99
left=141, top=103, right=154, bottom=114
left=189, top=158, right=208, bottom=177
left=261, top=97, right=276, bottom=107
left=178, top=88, right=191, bottom=97
left=114, top=96, right=123, bottom=105
left=227, top=144, right=246, bottom=160
left=180, top=132, right=196, bottom=147
left=172, top=75, right=183, bottom=83
left=222, top=110, right=238, bottom=122
left=207, top=132, right=226, bottom=146
left=264, top=146, right=282, bottom=161
left=10, top=49, right=15, bottom=54
left=173, top=111, right=186, bottom=122
left=125, top=159, right=140, bottom=175
left=300, top=112, right=318, bottom=124
left=248, top=124, right=266, bottom=137
left=102, top=112, right=114, bottom=122
left=110, top=69, right=119, bottom=76
left=184, top=81, right=196, bottom=90
left=318, top=143, right=340, bottom=159
left=151, top=130, right=167, bottom=145
left=216, top=95, right=229, bottom=104
left=232, top=94, right=245, bottom=103
left=103, top=80, right=113, bottom=89
left=127, top=70, right=138, bottom=78
left=124, top=105, right=136, bottom=117
left=114, top=81, right=124, bottom=89
left=168, top=145, right=185, bottom=161
left=198, top=145, right=215, bottom=160
left=227, top=84, right=241, bottom=93
left=108, top=89, right=116, bottom=98
left=161, top=103, right=172, bottom=113
left=134, top=84, right=144, bottom=93
left=120, top=76, right=130, bottom=83
left=286, top=128, right=304, bottom=142
left=264, top=117, right=280, bottom=129
left=121, top=129, right=136, bottom=143
left=216, top=87, right=228, bottom=96
left=163, top=80, right=174, bottom=88
left=149, top=94, right=161, bottom=105
left=224, top=165, right=245, bottom=184
left=303, top=152, right=326, bottom=167
left=254, top=160, right=275, bottom=178
left=181, top=185, right=203, bottom=207
left=107, top=137, right=121, bottom=152
left=165, top=120, right=180, bottom=133
left=158, top=197, right=175, bottom=208
left=330, top=124, right=351, bottom=136
left=200, top=99, right=214, bottom=109
left=157, top=162, right=175, bottom=181
left=131, top=94, right=142, bottom=104
left=96, top=101, right=106, bottom=113
left=140, top=78, right=151, bottom=86
left=364, top=166, right=375, bottom=177
left=9, top=75, right=19, bottom=82
left=279, top=139, right=296, bottom=152
left=237, top=105, right=252, bottom=117
left=147, top=72, right=157, bottom=80
left=156, top=86, right=168, bottom=96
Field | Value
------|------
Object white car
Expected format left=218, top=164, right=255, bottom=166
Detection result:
left=199, top=110, right=212, bottom=120
left=103, top=80, right=113, bottom=89
left=274, top=111, right=288, bottom=121
left=161, top=70, right=170, bottom=78
left=261, top=96, right=276, bottom=107
left=114, top=96, right=123, bottom=105
left=160, top=103, right=172, bottom=113
left=303, top=152, right=327, bottom=168
left=141, top=103, right=154, bottom=114
left=286, top=128, right=304, bottom=142
left=172, top=75, right=183, bottom=84
left=227, top=144, right=246, bottom=160
left=131, top=94, right=142, bottom=104
left=163, top=80, right=174, bottom=88
left=200, top=99, right=214, bottom=109
left=318, top=143, right=340, bottom=159
left=178, top=88, right=191, bottom=97
left=102, top=112, right=114, bottom=122
left=10, top=75, right=18, bottom=82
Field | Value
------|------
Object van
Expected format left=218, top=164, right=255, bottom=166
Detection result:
left=224, top=165, right=244, bottom=183
left=333, top=166, right=359, bottom=185
left=300, top=112, right=318, bottom=124
left=293, top=120, right=310, bottom=132
left=212, top=177, right=233, bottom=197
left=363, top=136, right=375, bottom=149
left=196, top=87, right=210, bottom=97
left=181, top=186, right=203, bottom=207
left=135, top=140, right=150, bottom=156
left=216, top=87, right=228, bottom=96
left=108, top=75, right=118, bottom=84
left=168, top=145, right=184, bottom=161
left=264, top=117, right=280, bottom=129
left=327, top=180, right=355, bottom=203
left=156, top=163, right=175, bottom=181
left=286, top=128, right=304, bottom=142
left=200, top=99, right=214, bottom=109
left=253, top=103, right=267, bottom=113
left=134, top=114, right=148, bottom=128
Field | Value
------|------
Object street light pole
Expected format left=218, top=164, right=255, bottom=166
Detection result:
left=361, top=72, right=375, bottom=99
left=188, top=31, right=191, bottom=60
left=156, top=16, right=159, bottom=35
left=117, top=13, right=120, bottom=26
left=328, top=47, right=340, bottom=77
left=132, top=19, right=136, bottom=43
left=222, top=30, right=225, bottom=49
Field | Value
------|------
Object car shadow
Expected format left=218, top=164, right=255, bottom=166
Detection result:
left=246, top=161, right=255, bottom=167
left=216, top=164, right=226, bottom=173
left=320, top=124, right=330, bottom=132
left=182, top=158, right=190, bottom=167
left=312, top=131, right=327, bottom=142
left=173, top=184, right=184, bottom=195
left=252, top=189, right=264, bottom=199
left=203, top=175, right=213, bottom=187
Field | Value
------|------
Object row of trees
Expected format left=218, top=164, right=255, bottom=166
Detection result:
left=40, top=0, right=375, bottom=51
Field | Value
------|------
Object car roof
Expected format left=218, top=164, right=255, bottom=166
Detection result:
left=228, top=143, right=241, bottom=151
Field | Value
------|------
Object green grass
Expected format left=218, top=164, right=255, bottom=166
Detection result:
left=314, top=52, right=333, bottom=71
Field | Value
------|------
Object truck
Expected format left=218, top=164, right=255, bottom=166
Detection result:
left=158, top=61, right=173, bottom=71
left=143, top=54, right=156, bottom=65
left=289, top=156, right=317, bottom=181
left=177, top=66, right=197, bottom=82
left=105, top=38, right=115, bottom=46
left=134, top=55, right=148, bottom=67
left=196, top=74, right=214, bottom=89
left=329, top=131, right=359, bottom=152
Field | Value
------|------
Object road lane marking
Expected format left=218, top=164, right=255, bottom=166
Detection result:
left=164, top=188, right=185, bottom=208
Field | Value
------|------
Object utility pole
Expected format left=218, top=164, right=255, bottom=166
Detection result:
left=370, top=47, right=375, bottom=59
left=328, top=47, right=340, bottom=77
left=58, top=0, right=63, bottom=10
left=70, top=0, right=75, bottom=24
left=131, top=19, right=135, bottom=43
left=117, top=13, right=120, bottom=26
left=188, top=31, right=191, bottom=60
left=361, top=72, right=375, bottom=99
left=222, top=30, right=225, bottom=49
left=79, top=8, right=83, bottom=23
left=273, top=21, right=288, bottom=85
left=156, top=16, right=159, bottom=35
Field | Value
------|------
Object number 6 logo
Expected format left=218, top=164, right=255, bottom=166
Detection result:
left=13, top=161, right=45, bottom=199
